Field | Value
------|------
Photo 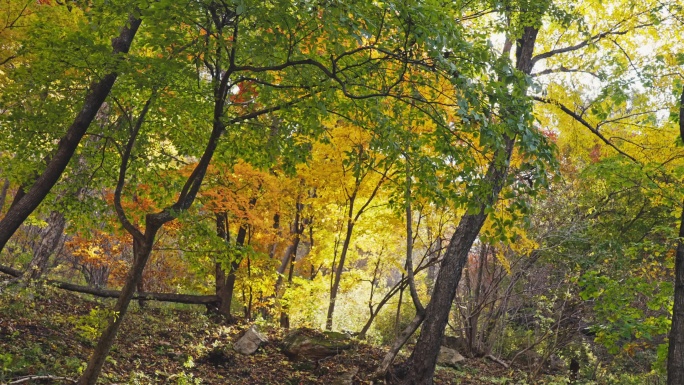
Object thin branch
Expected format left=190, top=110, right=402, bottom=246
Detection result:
left=113, top=96, right=155, bottom=241
left=531, top=66, right=600, bottom=79
left=533, top=96, right=639, bottom=163
left=531, top=23, right=653, bottom=65
left=7, top=375, right=77, bottom=384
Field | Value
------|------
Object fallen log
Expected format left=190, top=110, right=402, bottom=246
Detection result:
left=0, top=264, right=218, bottom=305
left=7, top=374, right=77, bottom=384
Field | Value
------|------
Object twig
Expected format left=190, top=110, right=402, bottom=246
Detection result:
left=485, top=354, right=510, bottom=369
left=6, top=375, right=77, bottom=384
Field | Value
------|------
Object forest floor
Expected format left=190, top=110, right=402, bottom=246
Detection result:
left=0, top=286, right=563, bottom=384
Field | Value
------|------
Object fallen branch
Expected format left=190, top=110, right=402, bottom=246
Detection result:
left=0, top=264, right=21, bottom=277
left=0, top=264, right=218, bottom=305
left=485, top=354, right=510, bottom=369
left=6, top=374, right=77, bottom=384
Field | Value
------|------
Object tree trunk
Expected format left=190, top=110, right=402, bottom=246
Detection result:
left=395, top=283, right=404, bottom=336
left=326, top=200, right=355, bottom=330
left=466, top=244, right=487, bottom=355
left=400, top=209, right=492, bottom=384
left=326, top=155, right=389, bottom=331
left=276, top=199, right=304, bottom=327
left=78, top=235, right=155, bottom=385
left=404, top=155, right=424, bottom=313
left=79, top=44, right=232, bottom=383
left=398, top=25, right=537, bottom=385
left=279, top=234, right=300, bottom=328
left=215, top=211, right=230, bottom=316
left=667, top=87, right=684, bottom=385
left=215, top=210, right=248, bottom=319
left=375, top=312, right=425, bottom=379
left=22, top=211, right=66, bottom=281
left=0, top=14, right=141, bottom=255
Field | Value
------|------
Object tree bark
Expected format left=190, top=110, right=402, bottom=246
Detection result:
left=398, top=25, right=538, bottom=385
left=22, top=211, right=66, bottom=281
left=279, top=199, right=304, bottom=328
left=215, top=210, right=246, bottom=319
left=375, top=312, right=426, bottom=379
left=326, top=207, right=355, bottom=330
left=399, top=205, right=494, bottom=383
left=667, top=87, right=684, bottom=385
left=0, top=13, right=141, bottom=254
left=78, top=236, right=155, bottom=385
left=404, top=154, right=424, bottom=314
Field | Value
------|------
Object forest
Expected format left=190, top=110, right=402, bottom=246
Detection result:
left=0, top=0, right=683, bottom=384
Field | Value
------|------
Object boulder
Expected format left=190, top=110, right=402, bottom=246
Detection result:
left=233, top=325, right=267, bottom=355
left=282, top=329, right=353, bottom=360
left=515, top=349, right=543, bottom=369
left=332, top=367, right=358, bottom=385
left=442, top=335, right=469, bottom=352
left=437, top=346, right=465, bottom=367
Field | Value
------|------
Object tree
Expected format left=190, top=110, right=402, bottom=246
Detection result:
left=75, top=0, right=464, bottom=382
left=668, top=86, right=684, bottom=385
left=321, top=123, right=396, bottom=330
left=397, top=3, right=553, bottom=381
left=0, top=7, right=141, bottom=254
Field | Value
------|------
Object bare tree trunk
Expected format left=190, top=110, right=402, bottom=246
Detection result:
left=214, top=208, right=250, bottom=319
left=78, top=235, right=154, bottom=385
left=401, top=209, right=493, bottom=383
left=375, top=312, right=425, bottom=379
left=22, top=211, right=66, bottom=281
left=466, top=244, right=487, bottom=355
left=667, top=87, right=684, bottom=385
left=394, top=278, right=404, bottom=336
left=326, top=195, right=356, bottom=330
left=404, top=154, right=424, bottom=314
left=215, top=211, right=230, bottom=316
left=357, top=258, right=381, bottom=337
left=279, top=237, right=299, bottom=328
left=278, top=199, right=305, bottom=327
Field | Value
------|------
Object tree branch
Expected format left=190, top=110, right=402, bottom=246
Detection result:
left=0, top=264, right=218, bottom=305
left=531, top=66, right=600, bottom=79
left=113, top=96, right=154, bottom=241
left=533, top=96, right=639, bottom=163
left=531, top=23, right=653, bottom=65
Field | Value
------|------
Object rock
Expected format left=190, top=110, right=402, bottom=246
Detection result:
left=546, top=354, right=566, bottom=372
left=282, top=329, right=354, bottom=360
left=332, top=367, right=358, bottom=385
left=437, top=346, right=465, bottom=367
left=442, top=335, right=468, bottom=352
left=515, top=349, right=542, bottom=369
left=233, top=325, right=267, bottom=355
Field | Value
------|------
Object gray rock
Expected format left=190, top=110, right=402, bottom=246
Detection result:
left=282, top=329, right=353, bottom=360
left=437, top=346, right=465, bottom=367
left=442, top=335, right=468, bottom=352
left=515, top=349, right=542, bottom=369
left=233, top=325, right=267, bottom=355
left=332, top=367, right=358, bottom=385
